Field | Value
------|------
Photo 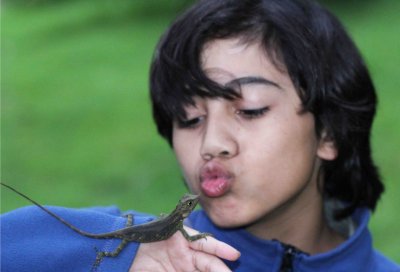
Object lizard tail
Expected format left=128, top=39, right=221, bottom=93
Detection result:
left=1, top=182, right=111, bottom=239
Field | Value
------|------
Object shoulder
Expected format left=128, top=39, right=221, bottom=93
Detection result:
left=2, top=204, right=123, bottom=220
left=371, top=250, right=400, bottom=272
left=1, top=204, right=155, bottom=227
left=1, top=205, right=155, bottom=272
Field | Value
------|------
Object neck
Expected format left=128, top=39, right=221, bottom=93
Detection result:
left=246, top=181, right=344, bottom=254
left=165, top=205, right=185, bottom=223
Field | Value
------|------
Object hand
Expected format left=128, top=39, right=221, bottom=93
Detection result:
left=129, top=226, right=240, bottom=272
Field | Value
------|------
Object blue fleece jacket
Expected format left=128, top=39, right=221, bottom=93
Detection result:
left=1, top=205, right=399, bottom=271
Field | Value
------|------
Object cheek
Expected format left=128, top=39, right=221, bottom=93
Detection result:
left=173, top=133, right=200, bottom=191
left=245, top=113, right=319, bottom=185
left=172, top=129, right=190, bottom=164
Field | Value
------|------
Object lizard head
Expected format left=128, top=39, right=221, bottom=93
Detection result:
left=177, top=194, right=199, bottom=218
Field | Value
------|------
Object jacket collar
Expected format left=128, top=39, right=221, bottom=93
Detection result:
left=188, top=208, right=373, bottom=271
left=296, top=208, right=372, bottom=271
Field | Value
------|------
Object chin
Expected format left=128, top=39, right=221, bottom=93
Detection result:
left=207, top=210, right=249, bottom=229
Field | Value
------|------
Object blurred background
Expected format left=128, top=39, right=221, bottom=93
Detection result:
left=1, top=0, right=399, bottom=262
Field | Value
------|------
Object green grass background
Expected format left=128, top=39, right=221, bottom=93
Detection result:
left=1, top=0, right=399, bottom=263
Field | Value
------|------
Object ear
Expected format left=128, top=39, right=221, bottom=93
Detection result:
left=317, top=131, right=338, bottom=161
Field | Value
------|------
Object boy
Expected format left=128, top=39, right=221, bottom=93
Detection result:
left=2, top=0, right=399, bottom=271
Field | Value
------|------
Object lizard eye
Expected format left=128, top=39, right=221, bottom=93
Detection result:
left=187, top=201, right=193, bottom=207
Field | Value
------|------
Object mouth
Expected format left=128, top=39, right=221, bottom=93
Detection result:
left=199, top=162, right=233, bottom=198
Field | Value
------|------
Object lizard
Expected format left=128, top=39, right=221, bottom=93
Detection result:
left=1, top=182, right=212, bottom=271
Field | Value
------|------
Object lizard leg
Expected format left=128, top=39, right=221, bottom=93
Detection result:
left=123, top=213, right=135, bottom=225
left=179, top=227, right=213, bottom=242
left=91, top=214, right=134, bottom=271
left=92, top=239, right=130, bottom=270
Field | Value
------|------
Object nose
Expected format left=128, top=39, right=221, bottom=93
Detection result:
left=200, top=113, right=238, bottom=161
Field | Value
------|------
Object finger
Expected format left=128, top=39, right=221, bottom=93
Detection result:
left=192, top=250, right=233, bottom=272
left=185, top=228, right=240, bottom=261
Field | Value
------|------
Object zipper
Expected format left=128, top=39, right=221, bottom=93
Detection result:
left=278, top=242, right=308, bottom=272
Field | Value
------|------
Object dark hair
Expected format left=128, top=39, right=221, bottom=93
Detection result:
left=149, top=0, right=384, bottom=218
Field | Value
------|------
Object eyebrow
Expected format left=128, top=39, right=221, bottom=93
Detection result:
left=225, top=76, right=282, bottom=90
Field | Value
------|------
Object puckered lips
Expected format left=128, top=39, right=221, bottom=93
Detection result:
left=199, top=162, right=233, bottom=198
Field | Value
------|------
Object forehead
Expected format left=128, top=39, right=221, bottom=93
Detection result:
left=180, top=194, right=198, bottom=202
left=200, top=38, right=290, bottom=88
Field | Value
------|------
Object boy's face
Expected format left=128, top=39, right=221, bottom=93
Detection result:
left=172, top=38, right=336, bottom=230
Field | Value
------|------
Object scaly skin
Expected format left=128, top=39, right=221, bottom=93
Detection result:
left=1, top=182, right=212, bottom=271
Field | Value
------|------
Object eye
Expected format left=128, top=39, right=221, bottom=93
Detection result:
left=187, top=201, right=193, bottom=207
left=235, top=107, right=269, bottom=119
left=176, top=116, right=204, bottom=129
